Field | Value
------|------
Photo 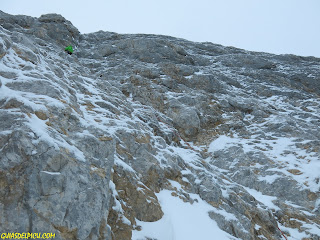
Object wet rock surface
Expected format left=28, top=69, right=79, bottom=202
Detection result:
left=0, top=10, right=319, bottom=240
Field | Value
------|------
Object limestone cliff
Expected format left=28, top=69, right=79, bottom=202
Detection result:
left=0, top=11, right=319, bottom=240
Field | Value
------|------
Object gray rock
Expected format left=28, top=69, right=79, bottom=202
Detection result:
left=1, top=10, right=319, bottom=240
left=167, top=100, right=200, bottom=138
left=38, top=14, right=80, bottom=45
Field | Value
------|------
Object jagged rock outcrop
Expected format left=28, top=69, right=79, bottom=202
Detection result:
left=0, top=11, right=319, bottom=240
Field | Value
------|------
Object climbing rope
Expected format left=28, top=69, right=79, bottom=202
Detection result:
left=277, top=225, right=288, bottom=240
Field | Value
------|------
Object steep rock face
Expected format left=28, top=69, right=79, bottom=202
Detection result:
left=0, top=11, right=319, bottom=240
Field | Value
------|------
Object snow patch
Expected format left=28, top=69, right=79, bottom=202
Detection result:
left=132, top=189, right=238, bottom=240
left=243, top=187, right=280, bottom=211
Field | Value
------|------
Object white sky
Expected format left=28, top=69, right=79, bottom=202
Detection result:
left=1, top=0, right=320, bottom=57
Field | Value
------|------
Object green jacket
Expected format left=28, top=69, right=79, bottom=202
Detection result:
left=65, top=45, right=74, bottom=53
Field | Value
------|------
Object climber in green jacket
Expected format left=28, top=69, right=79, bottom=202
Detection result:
left=65, top=45, right=74, bottom=55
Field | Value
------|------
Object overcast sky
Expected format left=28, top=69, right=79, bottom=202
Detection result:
left=1, top=0, right=320, bottom=57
